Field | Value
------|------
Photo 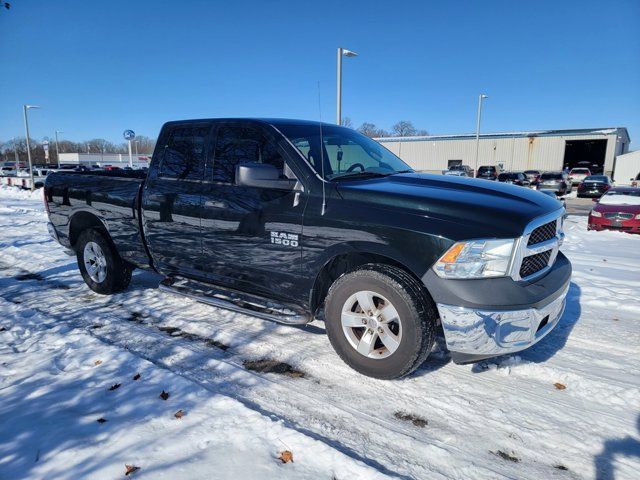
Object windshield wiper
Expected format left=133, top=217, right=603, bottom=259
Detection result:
left=330, top=171, right=392, bottom=181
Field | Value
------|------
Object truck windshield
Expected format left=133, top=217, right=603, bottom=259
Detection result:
left=277, top=124, right=412, bottom=180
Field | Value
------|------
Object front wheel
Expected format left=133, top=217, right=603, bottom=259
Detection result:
left=324, top=264, right=437, bottom=379
left=76, top=228, right=132, bottom=295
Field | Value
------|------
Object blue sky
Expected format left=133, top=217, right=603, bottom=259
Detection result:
left=1, top=0, right=639, bottom=145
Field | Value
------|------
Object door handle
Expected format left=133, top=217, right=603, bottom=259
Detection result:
left=147, top=194, right=166, bottom=201
left=204, top=200, right=227, bottom=209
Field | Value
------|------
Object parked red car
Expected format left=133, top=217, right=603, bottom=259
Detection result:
left=588, top=188, right=640, bottom=233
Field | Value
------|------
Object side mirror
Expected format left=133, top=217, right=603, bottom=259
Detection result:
left=235, top=163, right=297, bottom=190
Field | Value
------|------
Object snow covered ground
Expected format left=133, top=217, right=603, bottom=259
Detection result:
left=0, top=185, right=639, bottom=480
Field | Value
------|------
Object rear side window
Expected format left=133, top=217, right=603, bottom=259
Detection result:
left=211, top=125, right=284, bottom=184
left=160, top=125, right=209, bottom=180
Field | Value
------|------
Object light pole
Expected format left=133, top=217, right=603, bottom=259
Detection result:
left=23, top=104, right=40, bottom=192
left=55, top=130, right=63, bottom=168
left=336, top=47, right=358, bottom=125
left=134, top=140, right=139, bottom=156
left=474, top=94, right=488, bottom=176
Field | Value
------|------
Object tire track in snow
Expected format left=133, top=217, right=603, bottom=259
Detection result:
left=0, top=293, right=526, bottom=480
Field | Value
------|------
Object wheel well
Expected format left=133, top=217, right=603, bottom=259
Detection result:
left=69, top=212, right=107, bottom=247
left=310, top=252, right=425, bottom=315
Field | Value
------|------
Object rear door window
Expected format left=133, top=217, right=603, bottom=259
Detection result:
left=159, top=125, right=209, bottom=180
left=211, top=125, right=284, bottom=184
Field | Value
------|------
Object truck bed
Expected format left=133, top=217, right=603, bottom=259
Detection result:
left=45, top=170, right=151, bottom=268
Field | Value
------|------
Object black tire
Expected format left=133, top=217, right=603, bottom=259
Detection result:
left=76, top=228, right=132, bottom=295
left=324, top=264, right=437, bottom=379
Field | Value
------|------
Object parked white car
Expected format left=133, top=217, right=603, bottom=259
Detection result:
left=442, top=165, right=473, bottom=177
left=569, top=167, right=591, bottom=185
left=0, top=166, right=16, bottom=176
left=16, top=168, right=51, bottom=178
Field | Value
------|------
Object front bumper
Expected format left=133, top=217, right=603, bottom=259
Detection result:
left=423, top=247, right=571, bottom=363
left=589, top=216, right=640, bottom=233
left=436, top=284, right=568, bottom=363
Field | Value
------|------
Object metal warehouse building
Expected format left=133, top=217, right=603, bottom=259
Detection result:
left=376, top=127, right=630, bottom=177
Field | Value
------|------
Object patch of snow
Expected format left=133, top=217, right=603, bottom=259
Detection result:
left=1, top=186, right=639, bottom=479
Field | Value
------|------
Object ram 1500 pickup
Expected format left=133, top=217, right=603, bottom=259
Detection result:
left=44, top=118, right=571, bottom=379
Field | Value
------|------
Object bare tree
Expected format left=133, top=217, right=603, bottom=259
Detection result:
left=391, top=121, right=417, bottom=137
left=1, top=135, right=158, bottom=165
left=341, top=117, right=353, bottom=128
left=132, top=135, right=156, bottom=154
left=358, top=122, right=388, bottom=138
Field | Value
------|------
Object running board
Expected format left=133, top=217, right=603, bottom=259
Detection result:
left=158, top=277, right=312, bottom=325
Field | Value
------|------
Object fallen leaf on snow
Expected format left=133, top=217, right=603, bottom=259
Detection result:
left=108, top=383, right=121, bottom=391
left=96, top=418, right=107, bottom=424
left=554, top=382, right=566, bottom=390
left=94, top=360, right=102, bottom=366
left=613, top=318, right=619, bottom=322
left=278, top=450, right=294, bottom=463
left=0, top=326, right=7, bottom=332
left=394, top=411, right=428, bottom=428
left=491, top=450, right=520, bottom=463
left=132, top=373, right=141, bottom=381
left=554, top=464, right=569, bottom=471
left=125, top=464, right=140, bottom=476
left=174, top=409, right=186, bottom=419
left=159, top=390, right=170, bottom=400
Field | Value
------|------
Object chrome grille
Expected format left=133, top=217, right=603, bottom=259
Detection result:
left=528, top=220, right=557, bottom=246
left=603, top=212, right=633, bottom=220
left=519, top=250, right=552, bottom=278
left=511, top=209, right=564, bottom=281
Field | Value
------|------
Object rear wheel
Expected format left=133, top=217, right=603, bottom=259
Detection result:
left=324, top=264, right=437, bottom=379
left=76, top=228, right=132, bottom=294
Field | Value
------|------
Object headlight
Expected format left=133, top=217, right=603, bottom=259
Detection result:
left=590, top=211, right=602, bottom=217
left=433, top=239, right=516, bottom=279
left=635, top=214, right=640, bottom=220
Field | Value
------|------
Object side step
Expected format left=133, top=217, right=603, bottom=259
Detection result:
left=158, top=277, right=312, bottom=325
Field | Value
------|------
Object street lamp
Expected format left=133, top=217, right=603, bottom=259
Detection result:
left=55, top=130, right=63, bottom=168
left=336, top=47, right=358, bottom=125
left=474, top=94, right=488, bottom=176
left=23, top=104, right=41, bottom=192
left=134, top=140, right=139, bottom=156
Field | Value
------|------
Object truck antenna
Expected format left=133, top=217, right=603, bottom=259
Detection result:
left=318, top=81, right=327, bottom=215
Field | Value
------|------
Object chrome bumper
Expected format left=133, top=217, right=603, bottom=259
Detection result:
left=436, top=284, right=569, bottom=357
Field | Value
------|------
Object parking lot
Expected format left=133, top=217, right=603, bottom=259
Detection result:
left=565, top=195, right=595, bottom=216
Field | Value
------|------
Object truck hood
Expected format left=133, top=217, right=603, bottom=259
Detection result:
left=336, top=173, right=563, bottom=238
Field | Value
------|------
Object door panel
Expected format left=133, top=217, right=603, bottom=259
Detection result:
left=143, top=178, right=204, bottom=275
left=200, top=123, right=305, bottom=301
left=142, top=123, right=211, bottom=276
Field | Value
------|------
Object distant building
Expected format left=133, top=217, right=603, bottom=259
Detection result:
left=612, top=150, right=640, bottom=184
left=376, top=127, right=630, bottom=176
left=58, top=153, right=150, bottom=168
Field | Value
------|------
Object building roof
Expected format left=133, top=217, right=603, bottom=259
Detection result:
left=376, top=127, right=630, bottom=143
